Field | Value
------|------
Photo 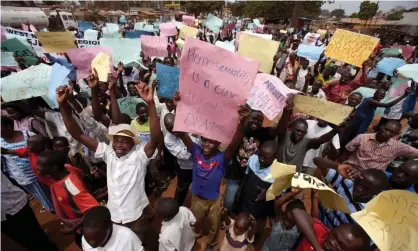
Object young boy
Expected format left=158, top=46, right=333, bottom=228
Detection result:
left=56, top=74, right=161, bottom=250
left=177, top=103, right=251, bottom=250
left=219, top=207, right=256, bottom=251
left=82, top=206, right=144, bottom=251
left=155, top=198, right=196, bottom=251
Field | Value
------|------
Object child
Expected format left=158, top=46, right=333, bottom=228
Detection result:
left=219, top=207, right=256, bottom=251
left=155, top=198, right=196, bottom=251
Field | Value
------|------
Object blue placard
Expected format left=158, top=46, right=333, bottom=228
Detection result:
left=125, top=30, right=154, bottom=38
left=79, top=21, right=93, bottom=32
left=376, top=57, right=406, bottom=76
left=156, top=63, right=179, bottom=99
left=297, top=44, right=325, bottom=61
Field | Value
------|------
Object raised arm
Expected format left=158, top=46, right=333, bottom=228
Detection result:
left=135, top=83, right=163, bottom=158
left=108, top=74, right=123, bottom=125
left=307, top=124, right=340, bottom=150
left=117, top=62, right=128, bottom=97
left=291, top=208, right=324, bottom=251
left=224, top=104, right=251, bottom=162
left=369, top=88, right=410, bottom=108
left=89, top=69, right=111, bottom=127
left=273, top=96, right=294, bottom=142
left=56, top=86, right=98, bottom=152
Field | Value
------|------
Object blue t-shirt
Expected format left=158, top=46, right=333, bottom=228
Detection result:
left=385, top=171, right=416, bottom=193
left=191, top=143, right=226, bottom=200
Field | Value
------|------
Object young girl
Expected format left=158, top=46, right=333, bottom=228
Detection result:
left=220, top=207, right=256, bottom=251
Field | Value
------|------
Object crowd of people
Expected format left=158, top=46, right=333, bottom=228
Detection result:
left=1, top=13, right=418, bottom=251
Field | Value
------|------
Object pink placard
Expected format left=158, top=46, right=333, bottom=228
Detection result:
left=159, top=22, right=178, bottom=37
left=392, top=45, right=416, bottom=60
left=390, top=83, right=408, bottom=98
left=182, top=15, right=195, bottom=26
left=247, top=73, right=299, bottom=120
left=173, top=37, right=260, bottom=143
left=66, top=47, right=113, bottom=80
left=256, top=25, right=264, bottom=34
left=140, top=35, right=168, bottom=58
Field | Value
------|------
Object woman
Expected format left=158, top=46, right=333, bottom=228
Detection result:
left=2, top=103, right=48, bottom=137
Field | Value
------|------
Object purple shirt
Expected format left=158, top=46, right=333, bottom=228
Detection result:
left=191, top=143, right=225, bottom=200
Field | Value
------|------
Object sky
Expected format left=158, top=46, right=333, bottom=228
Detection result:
left=322, top=0, right=418, bottom=15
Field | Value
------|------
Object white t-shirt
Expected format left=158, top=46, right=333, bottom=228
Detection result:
left=121, top=68, right=140, bottom=90
left=303, top=120, right=340, bottom=168
left=295, top=67, right=309, bottom=91
left=82, top=224, right=143, bottom=251
left=307, top=86, right=327, bottom=100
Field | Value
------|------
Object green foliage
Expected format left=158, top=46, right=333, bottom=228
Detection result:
left=230, top=2, right=246, bottom=17
left=350, top=12, right=359, bottom=18
left=183, top=1, right=224, bottom=17
left=358, top=0, right=379, bottom=20
left=242, top=1, right=324, bottom=19
left=386, top=10, right=404, bottom=20
left=321, top=9, right=330, bottom=17
left=330, top=8, right=345, bottom=19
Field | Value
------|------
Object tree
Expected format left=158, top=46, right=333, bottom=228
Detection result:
left=358, top=0, right=379, bottom=20
left=242, top=1, right=324, bottom=20
left=330, top=8, right=345, bottom=19
left=321, top=9, right=330, bottom=17
left=350, top=12, right=359, bottom=18
left=386, top=7, right=406, bottom=20
left=183, top=1, right=224, bottom=17
left=230, top=2, right=246, bottom=17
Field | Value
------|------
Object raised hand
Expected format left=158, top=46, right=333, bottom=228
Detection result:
left=117, top=62, right=123, bottom=74
left=56, top=85, right=71, bottom=105
left=238, top=104, right=251, bottom=122
left=135, top=82, right=154, bottom=104
left=87, top=68, right=99, bottom=88
left=285, top=95, right=294, bottom=111
left=173, top=90, right=181, bottom=106
left=107, top=73, right=117, bottom=91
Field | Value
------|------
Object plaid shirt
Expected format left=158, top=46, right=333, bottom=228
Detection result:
left=345, top=133, right=418, bottom=171
left=322, top=81, right=361, bottom=104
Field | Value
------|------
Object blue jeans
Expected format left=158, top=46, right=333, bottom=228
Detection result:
left=223, top=179, right=240, bottom=213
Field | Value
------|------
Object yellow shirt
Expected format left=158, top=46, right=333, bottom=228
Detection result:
left=316, top=73, right=333, bottom=86
left=130, top=118, right=151, bottom=142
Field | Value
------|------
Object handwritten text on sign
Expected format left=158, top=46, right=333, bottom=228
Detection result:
left=325, top=29, right=379, bottom=67
left=35, top=31, right=77, bottom=53
left=140, top=35, right=168, bottom=58
left=173, top=37, right=260, bottom=143
left=293, top=95, right=353, bottom=125
left=156, top=63, right=180, bottom=99
left=247, top=73, right=299, bottom=120
left=351, top=190, right=418, bottom=251
left=117, top=96, right=144, bottom=118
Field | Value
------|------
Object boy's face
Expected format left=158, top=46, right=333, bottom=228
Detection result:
left=128, top=84, right=138, bottom=96
left=247, top=112, right=263, bottom=131
left=201, top=137, right=220, bottom=156
left=53, top=140, right=70, bottom=154
left=28, top=137, right=45, bottom=154
left=136, top=106, right=149, bottom=121
left=347, top=94, right=362, bottom=107
left=112, top=135, right=135, bottom=158
left=258, top=147, right=276, bottom=168
left=233, top=215, right=250, bottom=236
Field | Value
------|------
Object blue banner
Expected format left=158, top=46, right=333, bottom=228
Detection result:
left=156, top=63, right=179, bottom=99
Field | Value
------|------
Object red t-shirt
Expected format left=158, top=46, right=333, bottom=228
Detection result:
left=295, top=218, right=330, bottom=251
left=15, top=147, right=54, bottom=185
left=51, top=165, right=98, bottom=220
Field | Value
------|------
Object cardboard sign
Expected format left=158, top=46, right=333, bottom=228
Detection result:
left=179, top=25, right=198, bottom=40
left=237, top=33, right=279, bottom=73
left=134, top=22, right=145, bottom=30
left=91, top=52, right=111, bottom=82
left=1, top=37, right=38, bottom=66
left=351, top=190, right=418, bottom=251
left=78, top=21, right=93, bottom=32
left=159, top=22, right=178, bottom=37
left=392, top=45, right=416, bottom=59
left=117, top=96, right=144, bottom=118
left=215, top=41, right=235, bottom=52
left=247, top=73, right=299, bottom=120
left=293, top=95, right=354, bottom=125
left=35, top=31, right=76, bottom=53
left=156, top=63, right=180, bottom=99
left=140, top=35, right=168, bottom=58
left=303, top=32, right=320, bottom=45
left=325, top=29, right=379, bottom=67
left=182, top=15, right=195, bottom=26
left=291, top=173, right=350, bottom=213
left=48, top=63, right=71, bottom=108
left=297, top=44, right=325, bottom=61
left=0, top=64, right=52, bottom=102
left=266, top=162, right=296, bottom=201
left=376, top=57, right=406, bottom=76
left=397, top=64, right=418, bottom=82
left=84, top=29, right=99, bottom=40
left=317, top=29, right=327, bottom=39
left=1, top=52, right=18, bottom=66
left=76, top=39, right=100, bottom=48
left=204, top=14, right=223, bottom=33
left=102, top=23, right=120, bottom=38
left=66, top=47, right=112, bottom=80
left=100, top=38, right=141, bottom=66
left=173, top=37, right=260, bottom=143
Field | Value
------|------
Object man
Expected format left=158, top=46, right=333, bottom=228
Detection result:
left=322, top=70, right=362, bottom=104
left=387, top=159, right=418, bottom=192
left=1, top=171, right=58, bottom=251
left=340, top=120, right=418, bottom=178
left=56, top=78, right=162, bottom=250
left=314, top=157, right=388, bottom=228
left=82, top=206, right=144, bottom=251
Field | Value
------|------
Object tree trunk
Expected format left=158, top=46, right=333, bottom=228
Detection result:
left=290, top=1, right=302, bottom=28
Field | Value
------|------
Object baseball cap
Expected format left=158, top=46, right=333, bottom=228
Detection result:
left=107, top=124, right=140, bottom=144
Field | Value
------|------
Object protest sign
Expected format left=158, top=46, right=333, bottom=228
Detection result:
left=390, top=83, right=409, bottom=98
left=253, top=19, right=260, bottom=26
left=100, top=38, right=141, bottom=66
left=381, top=47, right=402, bottom=57
left=0, top=63, right=52, bottom=102
left=182, top=15, right=195, bottom=26
left=393, top=45, right=416, bottom=59
left=247, top=73, right=299, bottom=120
left=1, top=37, right=38, bottom=66
left=84, top=29, right=98, bottom=40
left=255, top=25, right=264, bottom=33
left=376, top=57, right=406, bottom=76
left=134, top=22, right=145, bottom=30
left=351, top=190, right=418, bottom=251
left=127, top=30, right=153, bottom=38
left=66, top=47, right=112, bottom=80
left=78, top=21, right=93, bottom=32
left=156, top=63, right=179, bottom=99
left=48, top=63, right=71, bottom=108
left=397, top=64, right=418, bottom=82
left=325, top=29, right=379, bottom=67
left=117, top=96, right=145, bottom=118
left=247, top=23, right=255, bottom=30
left=297, top=44, right=325, bottom=61
left=215, top=41, right=235, bottom=52
left=293, top=95, right=354, bottom=125
left=140, top=35, right=168, bottom=58
left=317, top=29, right=327, bottom=39
left=159, top=22, right=177, bottom=37
left=242, top=31, right=273, bottom=40
left=91, top=52, right=111, bottom=82
left=35, top=31, right=76, bottom=53
left=76, top=39, right=100, bottom=48
left=238, top=33, right=279, bottom=73
left=266, top=162, right=296, bottom=201
left=2, top=27, right=37, bottom=40
left=102, top=23, right=120, bottom=38
left=1, top=52, right=18, bottom=66
left=292, top=173, right=350, bottom=213
left=303, top=32, right=320, bottom=45
left=179, top=25, right=198, bottom=40
left=176, top=38, right=185, bottom=49
left=205, top=14, right=223, bottom=33
left=143, top=24, right=154, bottom=32
left=173, top=37, right=260, bottom=143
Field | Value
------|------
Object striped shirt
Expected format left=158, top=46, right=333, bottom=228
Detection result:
left=0, top=131, right=37, bottom=185
left=321, top=169, right=364, bottom=228
left=345, top=133, right=418, bottom=171
left=1, top=171, right=28, bottom=221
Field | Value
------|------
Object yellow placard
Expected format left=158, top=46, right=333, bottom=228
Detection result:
left=91, top=52, right=110, bottom=82
left=291, top=172, right=350, bottom=213
left=237, top=33, right=280, bottom=73
left=176, top=38, right=185, bottom=49
left=35, top=31, right=76, bottom=53
left=351, top=190, right=418, bottom=251
left=266, top=161, right=297, bottom=201
left=325, top=29, right=379, bottom=67
left=293, top=95, right=353, bottom=125
left=317, top=29, right=327, bottom=39
left=179, top=25, right=198, bottom=40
